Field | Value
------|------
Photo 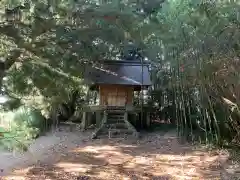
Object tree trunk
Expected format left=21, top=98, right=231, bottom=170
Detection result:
left=0, top=71, right=4, bottom=93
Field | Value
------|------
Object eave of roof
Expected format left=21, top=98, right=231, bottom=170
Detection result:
left=94, top=59, right=150, bottom=66
left=83, top=61, right=152, bottom=86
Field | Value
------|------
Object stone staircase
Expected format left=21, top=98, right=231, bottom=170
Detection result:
left=91, top=110, right=139, bottom=139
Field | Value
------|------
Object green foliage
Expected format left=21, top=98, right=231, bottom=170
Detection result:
left=0, top=0, right=239, bottom=147
left=0, top=106, right=48, bottom=151
left=0, top=0, right=148, bottom=112
left=147, top=0, right=240, bottom=146
left=13, top=106, right=46, bottom=132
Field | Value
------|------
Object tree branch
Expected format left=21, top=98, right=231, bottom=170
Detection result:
left=4, top=49, right=22, bottom=70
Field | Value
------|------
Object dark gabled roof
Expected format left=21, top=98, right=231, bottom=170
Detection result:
left=83, top=60, right=152, bottom=86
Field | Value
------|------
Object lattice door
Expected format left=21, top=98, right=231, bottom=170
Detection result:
left=107, top=91, right=126, bottom=106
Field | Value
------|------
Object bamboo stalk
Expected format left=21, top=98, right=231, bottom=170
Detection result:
left=206, top=93, right=221, bottom=144
left=186, top=89, right=193, bottom=142
left=175, top=48, right=184, bottom=140
left=180, top=66, right=188, bottom=139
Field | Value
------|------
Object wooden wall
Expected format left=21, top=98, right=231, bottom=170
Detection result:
left=99, top=85, right=134, bottom=106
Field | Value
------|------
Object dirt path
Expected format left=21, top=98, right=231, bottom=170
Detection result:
left=1, top=129, right=240, bottom=180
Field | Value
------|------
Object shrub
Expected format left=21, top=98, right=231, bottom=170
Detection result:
left=0, top=106, right=48, bottom=151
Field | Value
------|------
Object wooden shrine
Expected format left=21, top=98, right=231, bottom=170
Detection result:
left=81, top=60, right=152, bottom=138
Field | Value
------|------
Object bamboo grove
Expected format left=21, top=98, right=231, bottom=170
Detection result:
left=0, top=0, right=239, bottom=146
left=149, top=0, right=240, bottom=145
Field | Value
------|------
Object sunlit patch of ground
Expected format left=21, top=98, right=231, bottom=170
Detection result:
left=3, top=131, right=240, bottom=180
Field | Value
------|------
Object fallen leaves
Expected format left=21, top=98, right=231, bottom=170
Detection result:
left=2, top=130, right=240, bottom=180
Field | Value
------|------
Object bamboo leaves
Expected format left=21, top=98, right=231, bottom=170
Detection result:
left=147, top=0, right=240, bottom=145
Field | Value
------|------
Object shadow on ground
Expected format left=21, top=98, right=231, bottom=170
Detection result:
left=3, top=130, right=240, bottom=180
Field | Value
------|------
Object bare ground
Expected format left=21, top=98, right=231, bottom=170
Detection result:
left=1, top=127, right=240, bottom=180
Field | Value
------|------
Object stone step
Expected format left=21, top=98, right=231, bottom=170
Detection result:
left=99, top=127, right=133, bottom=135
left=107, top=117, right=124, bottom=121
left=105, top=123, right=127, bottom=129
left=92, top=111, right=138, bottom=139
left=107, top=112, right=125, bottom=115
left=105, top=110, right=125, bottom=113
left=96, top=127, right=139, bottom=139
left=107, top=118, right=125, bottom=123
left=107, top=115, right=124, bottom=118
left=110, top=129, right=133, bottom=134
left=107, top=115, right=124, bottom=119
left=96, top=134, right=128, bottom=139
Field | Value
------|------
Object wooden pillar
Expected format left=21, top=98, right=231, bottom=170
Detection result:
left=132, top=113, right=136, bottom=127
left=146, top=112, right=150, bottom=127
left=81, top=112, right=87, bottom=131
left=86, top=112, right=92, bottom=127
left=96, top=111, right=102, bottom=128
left=124, top=111, right=128, bottom=122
